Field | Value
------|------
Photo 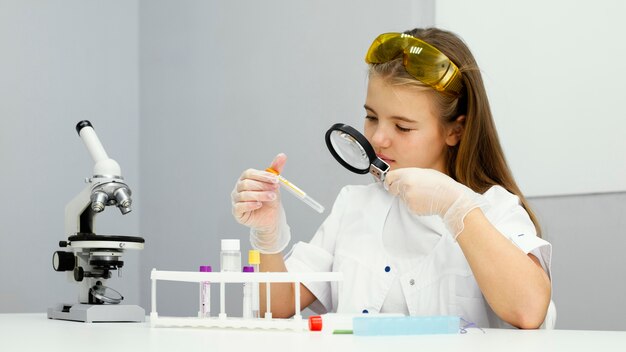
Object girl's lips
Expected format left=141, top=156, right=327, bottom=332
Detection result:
left=376, top=153, right=395, bottom=163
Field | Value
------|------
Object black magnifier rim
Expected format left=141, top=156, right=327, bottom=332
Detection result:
left=325, top=123, right=377, bottom=174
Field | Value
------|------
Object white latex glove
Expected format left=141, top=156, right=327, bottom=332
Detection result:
left=384, top=168, right=487, bottom=239
left=231, top=153, right=291, bottom=254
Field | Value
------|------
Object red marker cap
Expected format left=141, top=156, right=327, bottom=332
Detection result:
left=308, top=315, right=322, bottom=331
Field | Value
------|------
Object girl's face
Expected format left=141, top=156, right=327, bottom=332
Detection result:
left=364, top=75, right=460, bottom=174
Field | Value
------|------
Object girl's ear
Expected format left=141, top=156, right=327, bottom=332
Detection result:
left=445, top=115, right=466, bottom=147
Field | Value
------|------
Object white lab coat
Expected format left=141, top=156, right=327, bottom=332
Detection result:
left=284, top=182, right=552, bottom=328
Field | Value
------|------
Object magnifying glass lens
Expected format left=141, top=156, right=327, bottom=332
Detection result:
left=329, top=131, right=370, bottom=170
left=325, top=123, right=388, bottom=182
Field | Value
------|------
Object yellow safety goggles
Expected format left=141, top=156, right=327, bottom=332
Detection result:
left=365, top=32, right=463, bottom=96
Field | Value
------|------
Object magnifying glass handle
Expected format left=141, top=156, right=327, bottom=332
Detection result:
left=370, top=158, right=390, bottom=185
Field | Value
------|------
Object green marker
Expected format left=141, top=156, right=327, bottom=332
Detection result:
left=332, top=330, right=353, bottom=335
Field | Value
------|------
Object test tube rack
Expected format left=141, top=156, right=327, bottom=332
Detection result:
left=149, top=269, right=343, bottom=331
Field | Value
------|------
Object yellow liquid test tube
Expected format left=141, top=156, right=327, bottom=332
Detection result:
left=266, top=168, right=325, bottom=213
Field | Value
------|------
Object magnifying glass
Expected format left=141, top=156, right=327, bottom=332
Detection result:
left=325, top=123, right=390, bottom=185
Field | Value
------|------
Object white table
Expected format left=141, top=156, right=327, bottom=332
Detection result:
left=1, top=314, right=625, bottom=352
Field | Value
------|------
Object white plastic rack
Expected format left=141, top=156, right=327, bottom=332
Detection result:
left=150, top=269, right=343, bottom=331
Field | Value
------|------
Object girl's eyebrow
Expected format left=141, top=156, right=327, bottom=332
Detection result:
left=364, top=104, right=418, bottom=123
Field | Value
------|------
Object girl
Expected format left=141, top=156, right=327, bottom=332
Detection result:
left=231, top=28, right=552, bottom=329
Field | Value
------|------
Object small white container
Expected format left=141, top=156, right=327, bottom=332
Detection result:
left=220, top=239, right=241, bottom=272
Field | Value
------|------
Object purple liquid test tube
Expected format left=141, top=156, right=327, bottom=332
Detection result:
left=242, top=266, right=254, bottom=319
left=199, top=265, right=212, bottom=318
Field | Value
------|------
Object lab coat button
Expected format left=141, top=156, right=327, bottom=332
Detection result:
left=409, top=279, right=415, bottom=286
left=362, top=309, right=369, bottom=314
left=384, top=266, right=391, bottom=272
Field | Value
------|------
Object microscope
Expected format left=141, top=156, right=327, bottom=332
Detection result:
left=47, top=120, right=145, bottom=323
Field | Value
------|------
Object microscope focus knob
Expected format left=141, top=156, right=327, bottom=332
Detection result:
left=52, top=251, right=75, bottom=272
left=74, top=267, right=84, bottom=282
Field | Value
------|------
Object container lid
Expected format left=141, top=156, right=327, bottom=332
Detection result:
left=265, top=167, right=280, bottom=175
left=221, top=239, right=240, bottom=251
left=242, top=266, right=254, bottom=273
left=248, top=250, right=260, bottom=265
left=199, top=265, right=212, bottom=272
left=309, top=315, right=322, bottom=331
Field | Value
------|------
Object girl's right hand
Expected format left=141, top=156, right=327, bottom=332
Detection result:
left=231, top=153, right=287, bottom=236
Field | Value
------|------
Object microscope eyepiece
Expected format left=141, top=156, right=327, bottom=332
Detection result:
left=76, top=120, right=93, bottom=135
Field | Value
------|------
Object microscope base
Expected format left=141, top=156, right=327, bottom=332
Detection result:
left=47, top=303, right=145, bottom=323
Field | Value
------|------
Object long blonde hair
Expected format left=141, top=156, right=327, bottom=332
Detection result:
left=369, top=27, right=541, bottom=236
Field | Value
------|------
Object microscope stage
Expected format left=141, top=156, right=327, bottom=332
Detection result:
left=68, top=234, right=144, bottom=250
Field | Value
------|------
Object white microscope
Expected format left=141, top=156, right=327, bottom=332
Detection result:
left=47, top=120, right=145, bottom=323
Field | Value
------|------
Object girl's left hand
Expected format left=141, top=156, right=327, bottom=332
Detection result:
left=384, top=168, right=485, bottom=238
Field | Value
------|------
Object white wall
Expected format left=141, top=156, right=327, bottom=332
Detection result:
left=435, top=0, right=626, bottom=197
left=0, top=0, right=141, bottom=312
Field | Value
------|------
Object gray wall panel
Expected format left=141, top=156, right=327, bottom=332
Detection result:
left=530, top=193, right=626, bottom=330
left=138, top=0, right=431, bottom=317
left=0, top=0, right=140, bottom=312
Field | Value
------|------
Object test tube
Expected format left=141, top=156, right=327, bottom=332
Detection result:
left=266, top=168, right=325, bottom=213
left=198, top=265, right=211, bottom=318
left=248, top=250, right=260, bottom=318
left=242, top=266, right=254, bottom=319
left=219, top=240, right=241, bottom=319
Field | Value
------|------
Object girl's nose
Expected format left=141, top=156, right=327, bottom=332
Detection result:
left=370, top=125, right=391, bottom=149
